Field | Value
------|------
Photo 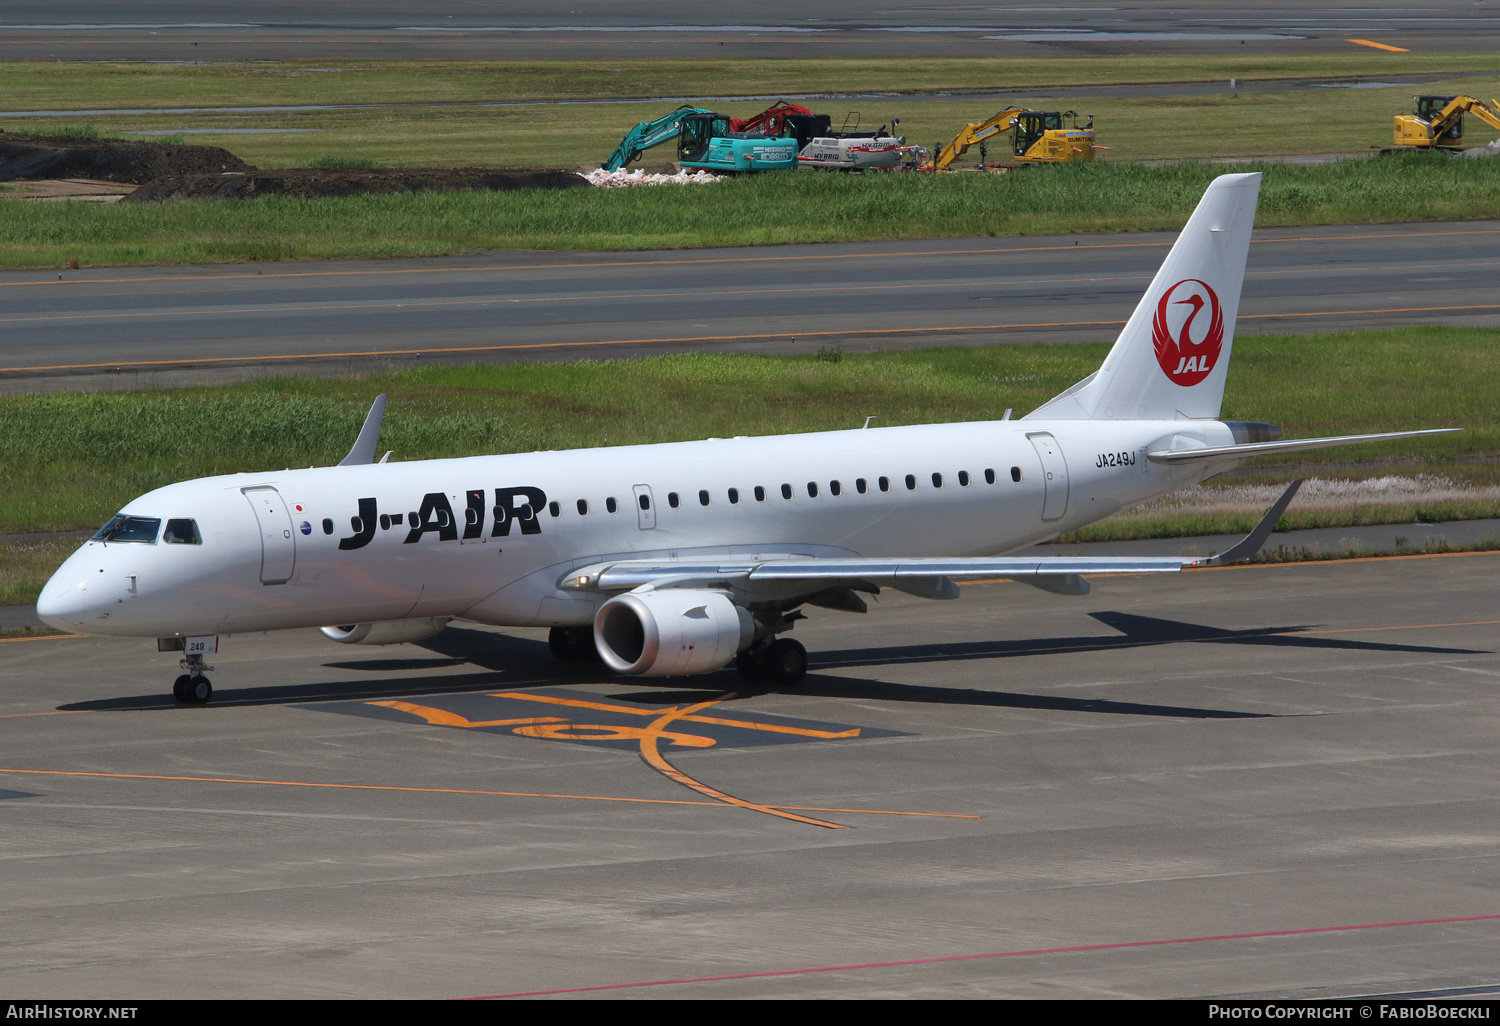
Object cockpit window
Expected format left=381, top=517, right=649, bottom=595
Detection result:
left=163, top=518, right=202, bottom=545
left=91, top=514, right=162, bottom=544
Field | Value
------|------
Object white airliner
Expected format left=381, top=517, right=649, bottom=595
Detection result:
left=38, top=172, right=1453, bottom=703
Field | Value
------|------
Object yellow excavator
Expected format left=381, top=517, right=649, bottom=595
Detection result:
left=1390, top=95, right=1500, bottom=153
left=927, top=107, right=1095, bottom=170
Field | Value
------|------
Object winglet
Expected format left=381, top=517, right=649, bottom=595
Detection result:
left=338, top=394, right=387, bottom=467
left=1186, top=478, right=1303, bottom=567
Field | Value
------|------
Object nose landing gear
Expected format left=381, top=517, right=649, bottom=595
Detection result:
left=172, top=653, right=213, bottom=704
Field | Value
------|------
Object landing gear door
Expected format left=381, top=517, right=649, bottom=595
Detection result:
left=1027, top=432, right=1070, bottom=522
left=242, top=486, right=296, bottom=584
left=632, top=484, right=656, bottom=530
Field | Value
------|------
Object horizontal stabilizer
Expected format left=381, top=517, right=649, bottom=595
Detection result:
left=1146, top=428, right=1458, bottom=464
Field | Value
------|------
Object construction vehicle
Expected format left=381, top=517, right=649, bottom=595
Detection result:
left=675, top=111, right=798, bottom=172
left=602, top=105, right=714, bottom=171
left=927, top=107, right=1094, bottom=170
left=730, top=101, right=831, bottom=151
left=796, top=113, right=909, bottom=170
left=1390, top=95, right=1500, bottom=153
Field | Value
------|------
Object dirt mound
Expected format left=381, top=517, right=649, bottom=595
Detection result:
left=126, top=167, right=588, bottom=201
left=0, top=132, right=252, bottom=183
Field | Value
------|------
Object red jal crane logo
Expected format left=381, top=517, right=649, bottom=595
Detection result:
left=1152, top=279, right=1224, bottom=387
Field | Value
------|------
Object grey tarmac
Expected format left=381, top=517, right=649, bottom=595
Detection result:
left=4, top=220, right=1498, bottom=393
left=0, top=2, right=1492, bottom=59
left=1, top=552, right=1497, bottom=998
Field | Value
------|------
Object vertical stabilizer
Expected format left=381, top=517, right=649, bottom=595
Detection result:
left=1025, top=172, right=1261, bottom=421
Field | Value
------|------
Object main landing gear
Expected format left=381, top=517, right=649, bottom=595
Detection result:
left=736, top=637, right=808, bottom=688
left=548, top=624, right=600, bottom=662
left=172, top=653, right=213, bottom=705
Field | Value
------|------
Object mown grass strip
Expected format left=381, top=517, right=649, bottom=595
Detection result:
left=4, top=156, right=1499, bottom=270
left=3, top=55, right=1494, bottom=111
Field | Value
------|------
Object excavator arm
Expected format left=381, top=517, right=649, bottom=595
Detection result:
left=602, top=105, right=715, bottom=172
left=1437, top=96, right=1500, bottom=135
left=932, top=106, right=1027, bottom=170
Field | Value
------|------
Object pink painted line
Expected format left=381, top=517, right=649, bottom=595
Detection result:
left=466, top=913, right=1500, bottom=999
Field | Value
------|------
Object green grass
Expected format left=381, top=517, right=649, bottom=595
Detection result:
left=2, top=57, right=1495, bottom=172
left=2, top=156, right=1497, bottom=269
left=3, top=55, right=1494, bottom=111
left=304, top=154, right=384, bottom=170
left=0, top=325, right=1490, bottom=538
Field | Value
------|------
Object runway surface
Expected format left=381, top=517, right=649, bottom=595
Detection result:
left=0, top=2, right=1493, bottom=59
left=4, top=220, right=1498, bottom=393
left=2, top=553, right=1498, bottom=998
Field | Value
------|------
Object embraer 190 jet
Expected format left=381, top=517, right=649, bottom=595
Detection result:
left=38, top=173, right=1453, bottom=703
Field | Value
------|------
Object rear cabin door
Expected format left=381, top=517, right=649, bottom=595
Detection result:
left=1027, top=432, right=1070, bottom=522
left=633, top=484, right=656, bottom=530
left=242, top=486, right=296, bottom=584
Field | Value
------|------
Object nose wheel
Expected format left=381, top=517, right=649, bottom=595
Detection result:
left=173, top=653, right=214, bottom=704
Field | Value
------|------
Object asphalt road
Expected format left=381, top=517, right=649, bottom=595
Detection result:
left=2, top=553, right=1497, bottom=998
left=0, top=2, right=1492, bottom=58
left=2, top=220, right=1496, bottom=392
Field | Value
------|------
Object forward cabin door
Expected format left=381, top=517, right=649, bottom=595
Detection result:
left=1027, top=432, right=1070, bottom=522
left=242, top=486, right=297, bottom=584
left=633, top=484, right=656, bottom=530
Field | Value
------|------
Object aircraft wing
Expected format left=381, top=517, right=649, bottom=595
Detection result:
left=560, top=481, right=1303, bottom=600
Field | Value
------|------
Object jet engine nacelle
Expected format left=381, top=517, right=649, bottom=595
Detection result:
left=594, top=589, right=754, bottom=676
left=319, top=617, right=451, bottom=646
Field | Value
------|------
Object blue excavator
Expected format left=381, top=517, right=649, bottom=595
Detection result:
left=601, top=105, right=798, bottom=172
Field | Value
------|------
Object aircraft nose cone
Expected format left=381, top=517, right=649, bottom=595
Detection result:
left=36, top=570, right=105, bottom=632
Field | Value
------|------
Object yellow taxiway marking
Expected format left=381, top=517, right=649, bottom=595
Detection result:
left=488, top=691, right=861, bottom=739
left=371, top=691, right=915, bottom=828
left=635, top=698, right=847, bottom=830
left=1348, top=39, right=1410, bottom=52
left=0, top=766, right=978, bottom=820
left=0, top=634, right=84, bottom=644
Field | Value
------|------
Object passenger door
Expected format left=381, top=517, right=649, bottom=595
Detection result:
left=1027, top=432, right=1070, bottom=522
left=242, top=486, right=296, bottom=584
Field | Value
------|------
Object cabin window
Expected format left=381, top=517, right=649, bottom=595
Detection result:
left=878, top=476, right=890, bottom=492
left=408, top=512, right=420, bottom=528
left=1011, top=466, right=1022, bottom=482
left=94, top=514, right=161, bottom=544
left=577, top=499, right=589, bottom=516
left=905, top=474, right=917, bottom=491
left=728, top=488, right=740, bottom=504
left=807, top=482, right=819, bottom=498
left=856, top=478, right=867, bottom=494
left=830, top=480, right=841, bottom=496
left=162, top=518, right=202, bottom=545
left=932, top=473, right=943, bottom=488
left=958, top=471, right=970, bottom=486
left=638, top=494, right=650, bottom=511
left=606, top=497, right=618, bottom=513
left=754, top=486, right=766, bottom=502
left=549, top=501, right=561, bottom=518
left=985, top=468, right=996, bottom=485
left=668, top=492, right=680, bottom=508
left=781, top=483, right=793, bottom=500
left=698, top=490, right=710, bottom=506
left=321, top=518, right=334, bottom=535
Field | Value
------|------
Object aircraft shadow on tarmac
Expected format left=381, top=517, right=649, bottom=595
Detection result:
left=811, top=610, right=1486, bottom=670
left=56, top=614, right=1486, bottom=714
